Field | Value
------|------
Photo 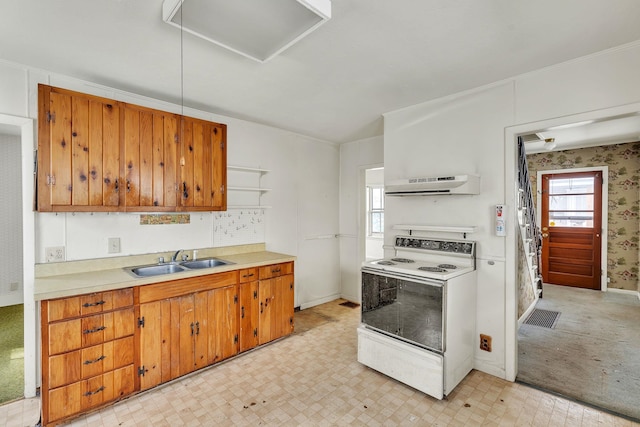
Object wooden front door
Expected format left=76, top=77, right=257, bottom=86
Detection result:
left=540, top=171, right=603, bottom=289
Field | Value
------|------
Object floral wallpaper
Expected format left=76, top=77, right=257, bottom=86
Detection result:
left=526, top=142, right=639, bottom=291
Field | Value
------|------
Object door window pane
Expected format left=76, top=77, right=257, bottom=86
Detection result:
left=549, top=212, right=594, bottom=227
left=548, top=175, right=596, bottom=228
left=549, top=195, right=594, bottom=211
left=549, top=177, right=594, bottom=194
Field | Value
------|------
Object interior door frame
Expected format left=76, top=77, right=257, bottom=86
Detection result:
left=503, top=102, right=640, bottom=383
left=0, top=113, right=37, bottom=399
left=536, top=167, right=608, bottom=291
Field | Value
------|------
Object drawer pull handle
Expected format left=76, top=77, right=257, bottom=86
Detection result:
left=191, top=322, right=195, bottom=336
left=241, top=306, right=245, bottom=318
left=195, top=321, right=200, bottom=335
left=84, top=386, right=105, bottom=396
left=83, top=300, right=105, bottom=308
left=83, top=355, right=106, bottom=365
left=243, top=273, right=254, bottom=278
left=83, top=326, right=106, bottom=334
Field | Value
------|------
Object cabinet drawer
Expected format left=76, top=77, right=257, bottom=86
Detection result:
left=48, top=307, right=135, bottom=355
left=239, top=268, right=257, bottom=283
left=259, top=262, right=293, bottom=279
left=48, top=288, right=133, bottom=322
left=48, top=336, right=135, bottom=389
left=48, top=365, right=135, bottom=423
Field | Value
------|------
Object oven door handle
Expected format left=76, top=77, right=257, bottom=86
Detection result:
left=361, top=266, right=445, bottom=287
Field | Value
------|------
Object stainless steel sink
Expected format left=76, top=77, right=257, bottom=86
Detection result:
left=180, top=258, right=234, bottom=269
left=126, top=263, right=186, bottom=277
left=125, top=257, right=234, bottom=278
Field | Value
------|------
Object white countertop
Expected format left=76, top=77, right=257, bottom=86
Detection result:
left=34, top=247, right=295, bottom=301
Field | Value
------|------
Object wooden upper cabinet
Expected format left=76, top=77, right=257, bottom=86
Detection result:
left=122, top=104, right=179, bottom=210
left=37, top=84, right=226, bottom=212
left=179, top=117, right=227, bottom=211
left=38, top=84, right=121, bottom=211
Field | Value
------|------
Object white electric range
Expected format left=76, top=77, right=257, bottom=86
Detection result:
left=358, top=235, right=477, bottom=399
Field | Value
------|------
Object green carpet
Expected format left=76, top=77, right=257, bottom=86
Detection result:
left=0, top=304, right=24, bottom=404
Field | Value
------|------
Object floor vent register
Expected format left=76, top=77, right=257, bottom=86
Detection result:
left=524, top=309, right=561, bottom=329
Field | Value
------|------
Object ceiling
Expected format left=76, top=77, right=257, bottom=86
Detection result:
left=522, top=114, right=640, bottom=154
left=2, top=1, right=640, bottom=143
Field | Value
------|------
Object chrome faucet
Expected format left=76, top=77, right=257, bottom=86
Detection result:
left=171, top=249, right=183, bottom=263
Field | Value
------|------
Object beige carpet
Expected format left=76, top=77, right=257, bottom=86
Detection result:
left=517, top=284, right=640, bottom=421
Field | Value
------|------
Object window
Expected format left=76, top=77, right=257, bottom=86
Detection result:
left=367, top=186, right=384, bottom=236
left=548, top=176, right=595, bottom=228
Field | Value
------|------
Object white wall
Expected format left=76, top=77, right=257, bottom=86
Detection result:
left=381, top=40, right=640, bottom=381
left=383, top=82, right=514, bottom=378
left=0, top=59, right=340, bottom=311
left=0, top=133, right=23, bottom=306
left=338, top=136, right=383, bottom=303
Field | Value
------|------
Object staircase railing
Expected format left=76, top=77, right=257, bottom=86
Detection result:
left=517, top=136, right=543, bottom=297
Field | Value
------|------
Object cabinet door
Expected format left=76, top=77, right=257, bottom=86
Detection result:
left=193, top=291, right=209, bottom=370
left=208, top=285, right=238, bottom=363
left=279, top=274, right=294, bottom=336
left=239, top=281, right=259, bottom=353
left=37, top=85, right=121, bottom=211
left=138, top=301, right=162, bottom=390
left=179, top=117, right=226, bottom=211
left=123, top=104, right=179, bottom=210
left=176, top=294, right=196, bottom=377
left=258, top=279, right=273, bottom=345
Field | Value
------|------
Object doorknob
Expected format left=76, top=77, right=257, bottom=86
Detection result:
left=542, top=233, right=549, bottom=238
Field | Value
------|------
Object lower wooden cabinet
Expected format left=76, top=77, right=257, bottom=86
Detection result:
left=41, top=290, right=135, bottom=425
left=239, top=279, right=259, bottom=352
left=41, top=261, right=294, bottom=426
left=259, top=263, right=295, bottom=345
left=138, top=283, right=240, bottom=391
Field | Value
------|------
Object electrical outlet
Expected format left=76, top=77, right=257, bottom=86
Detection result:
left=108, top=237, right=121, bottom=254
left=45, top=246, right=66, bottom=262
left=480, top=334, right=492, bottom=352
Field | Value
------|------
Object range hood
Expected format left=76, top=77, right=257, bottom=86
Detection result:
left=385, top=174, right=480, bottom=196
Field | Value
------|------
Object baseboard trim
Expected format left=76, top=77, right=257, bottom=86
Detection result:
left=518, top=296, right=539, bottom=328
left=299, top=293, right=342, bottom=310
left=607, top=287, right=640, bottom=300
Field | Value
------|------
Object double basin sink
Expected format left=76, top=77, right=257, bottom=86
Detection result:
left=125, top=257, right=234, bottom=278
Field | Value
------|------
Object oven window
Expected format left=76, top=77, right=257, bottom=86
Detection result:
left=362, top=272, right=443, bottom=352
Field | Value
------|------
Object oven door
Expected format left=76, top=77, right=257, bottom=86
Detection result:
left=361, top=267, right=446, bottom=353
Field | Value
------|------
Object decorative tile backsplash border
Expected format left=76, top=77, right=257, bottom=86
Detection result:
left=140, top=214, right=191, bottom=225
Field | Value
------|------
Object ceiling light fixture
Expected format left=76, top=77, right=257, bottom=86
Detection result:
left=162, top=0, right=332, bottom=63
left=543, top=138, right=557, bottom=151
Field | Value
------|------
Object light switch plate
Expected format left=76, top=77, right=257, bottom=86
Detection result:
left=108, top=237, right=121, bottom=254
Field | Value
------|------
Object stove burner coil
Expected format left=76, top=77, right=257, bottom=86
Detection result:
left=418, top=266, right=446, bottom=272
left=376, top=260, right=396, bottom=266
left=438, top=264, right=457, bottom=270
left=391, top=258, right=415, bottom=263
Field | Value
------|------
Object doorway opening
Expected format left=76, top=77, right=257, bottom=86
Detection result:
left=515, top=125, right=640, bottom=420
left=0, top=127, right=24, bottom=404
left=0, top=114, right=37, bottom=403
